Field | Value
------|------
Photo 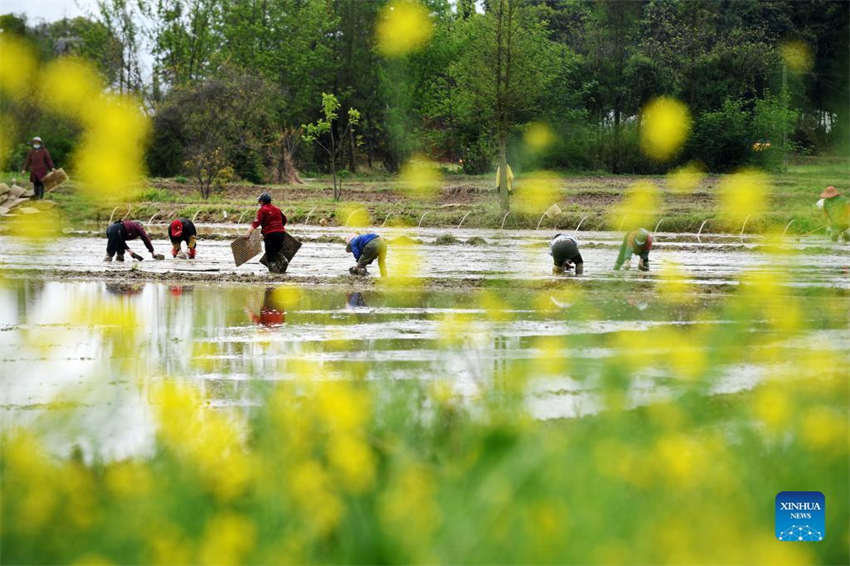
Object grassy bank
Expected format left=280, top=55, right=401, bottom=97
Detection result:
left=3, top=158, right=847, bottom=234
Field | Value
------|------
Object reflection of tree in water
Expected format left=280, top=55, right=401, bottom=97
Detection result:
left=104, top=282, right=145, bottom=296
left=247, top=287, right=286, bottom=327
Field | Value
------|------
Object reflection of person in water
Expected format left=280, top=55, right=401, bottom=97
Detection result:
left=246, top=287, right=286, bottom=327
left=105, top=282, right=144, bottom=296
left=345, top=292, right=367, bottom=309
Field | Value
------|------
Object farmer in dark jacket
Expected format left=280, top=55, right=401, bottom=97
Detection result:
left=169, top=218, right=197, bottom=258
left=550, top=233, right=584, bottom=275
left=614, top=228, right=653, bottom=271
left=246, top=192, right=288, bottom=272
left=345, top=233, right=387, bottom=277
left=816, top=186, right=850, bottom=242
left=104, top=220, right=163, bottom=262
left=21, top=136, right=55, bottom=200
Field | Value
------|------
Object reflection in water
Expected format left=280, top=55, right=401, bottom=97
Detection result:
left=246, top=287, right=286, bottom=327
left=105, top=282, right=145, bottom=296
left=1, top=278, right=845, bottom=459
left=168, top=285, right=193, bottom=297
left=346, top=292, right=367, bottom=309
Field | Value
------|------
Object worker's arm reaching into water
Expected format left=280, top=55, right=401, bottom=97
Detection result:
left=549, top=234, right=583, bottom=275
left=346, top=233, right=387, bottom=277
left=122, top=221, right=157, bottom=256
left=614, top=228, right=652, bottom=271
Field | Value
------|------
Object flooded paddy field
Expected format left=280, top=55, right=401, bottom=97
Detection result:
left=1, top=225, right=849, bottom=288
left=2, top=223, right=847, bottom=460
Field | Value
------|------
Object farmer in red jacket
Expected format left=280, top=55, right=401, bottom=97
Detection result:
left=21, top=136, right=55, bottom=200
left=245, top=192, right=288, bottom=272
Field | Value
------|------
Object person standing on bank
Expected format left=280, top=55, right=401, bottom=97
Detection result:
left=246, top=192, right=288, bottom=272
left=549, top=233, right=584, bottom=275
left=21, top=136, right=55, bottom=200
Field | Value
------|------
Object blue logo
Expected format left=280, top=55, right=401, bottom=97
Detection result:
left=775, top=491, right=825, bottom=541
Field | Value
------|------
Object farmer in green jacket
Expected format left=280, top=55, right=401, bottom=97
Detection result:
left=614, top=228, right=653, bottom=271
left=816, top=186, right=850, bottom=242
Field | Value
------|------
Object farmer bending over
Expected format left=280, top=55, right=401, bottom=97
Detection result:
left=104, top=220, right=163, bottom=262
left=614, top=228, right=653, bottom=271
left=550, top=233, right=584, bottom=275
left=815, top=186, right=850, bottom=242
left=21, top=136, right=55, bottom=200
left=346, top=233, right=387, bottom=277
left=169, top=218, right=197, bottom=258
left=246, top=192, right=288, bottom=272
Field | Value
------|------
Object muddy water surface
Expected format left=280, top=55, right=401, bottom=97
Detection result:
left=1, top=227, right=848, bottom=459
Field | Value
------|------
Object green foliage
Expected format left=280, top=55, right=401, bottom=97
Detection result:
left=302, top=93, right=362, bottom=200
left=686, top=99, right=754, bottom=172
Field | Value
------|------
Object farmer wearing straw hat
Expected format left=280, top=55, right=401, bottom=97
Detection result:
left=246, top=192, right=288, bottom=272
left=21, top=136, right=55, bottom=200
left=550, top=233, right=584, bottom=275
left=169, top=218, right=197, bottom=258
left=815, top=186, right=850, bottom=242
left=345, top=233, right=387, bottom=277
left=614, top=228, right=653, bottom=271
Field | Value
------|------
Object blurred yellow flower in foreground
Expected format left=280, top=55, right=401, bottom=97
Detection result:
left=717, top=168, right=770, bottom=225
left=154, top=382, right=254, bottom=500
left=7, top=204, right=62, bottom=244
left=514, top=170, right=561, bottom=214
left=399, top=154, right=442, bottom=200
left=609, top=180, right=660, bottom=231
left=199, top=513, right=256, bottom=566
left=666, top=161, right=705, bottom=194
left=337, top=203, right=371, bottom=227
left=524, top=122, right=556, bottom=152
left=376, top=0, right=434, bottom=57
left=753, top=386, right=790, bottom=431
left=640, top=97, right=691, bottom=161
left=658, top=261, right=691, bottom=305
left=0, top=35, right=36, bottom=98
left=40, top=58, right=104, bottom=120
left=780, top=40, right=814, bottom=74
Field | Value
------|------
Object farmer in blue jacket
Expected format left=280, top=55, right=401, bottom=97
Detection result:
left=345, top=233, right=388, bottom=277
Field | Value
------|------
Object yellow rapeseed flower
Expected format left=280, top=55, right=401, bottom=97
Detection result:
left=801, top=408, right=847, bottom=453
left=289, top=460, right=343, bottom=535
left=641, top=97, right=691, bottom=161
left=513, top=170, right=561, bottom=215
left=314, top=381, right=371, bottom=433
left=199, top=513, right=256, bottom=566
left=608, top=180, right=660, bottom=231
left=327, top=432, right=376, bottom=493
left=653, top=433, right=708, bottom=486
left=337, top=203, right=371, bottom=227
left=780, top=40, right=814, bottom=74
left=7, top=203, right=62, bottom=244
left=0, top=35, right=36, bottom=98
left=658, top=261, right=692, bottom=305
left=717, top=168, right=770, bottom=225
left=753, top=386, right=790, bottom=431
left=399, top=154, right=442, bottom=200
left=666, top=161, right=705, bottom=194
left=376, top=0, right=434, bottom=57
left=39, top=58, right=104, bottom=120
left=524, top=122, right=556, bottom=152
